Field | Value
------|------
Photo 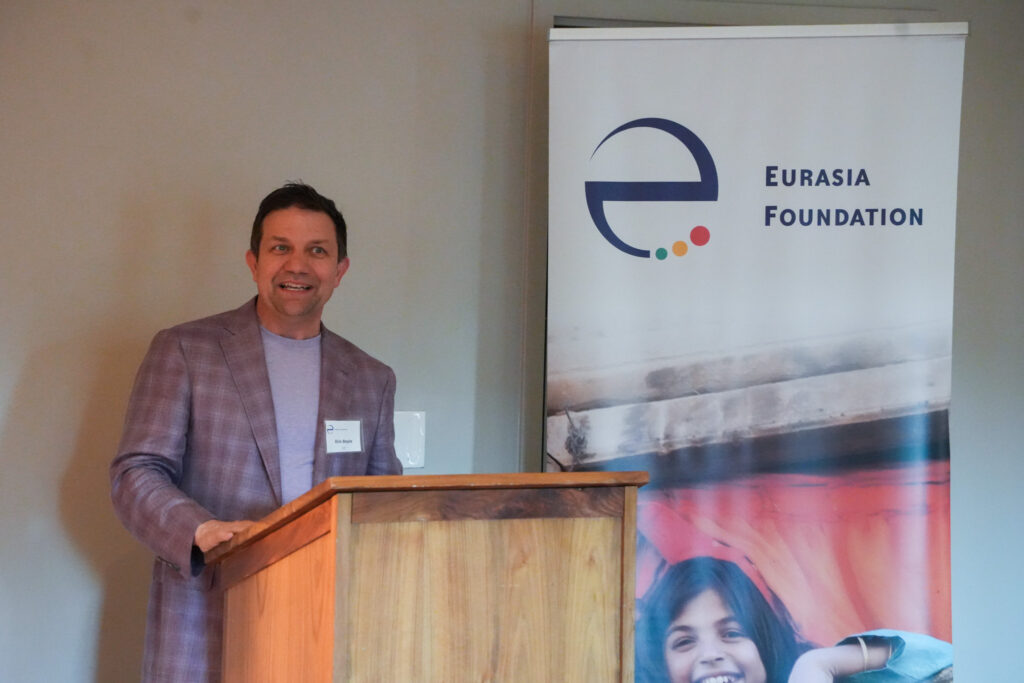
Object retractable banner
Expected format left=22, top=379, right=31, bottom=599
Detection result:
left=547, top=24, right=965, bottom=681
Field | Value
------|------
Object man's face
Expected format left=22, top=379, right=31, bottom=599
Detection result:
left=245, top=206, right=349, bottom=339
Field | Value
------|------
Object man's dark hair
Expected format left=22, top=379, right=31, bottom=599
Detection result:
left=250, top=182, right=348, bottom=261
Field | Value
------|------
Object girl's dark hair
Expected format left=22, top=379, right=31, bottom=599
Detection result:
left=636, top=556, right=812, bottom=683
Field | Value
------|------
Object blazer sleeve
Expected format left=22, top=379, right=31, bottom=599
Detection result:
left=110, top=329, right=214, bottom=578
left=366, top=365, right=403, bottom=475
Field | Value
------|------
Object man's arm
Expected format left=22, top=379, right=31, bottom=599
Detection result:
left=366, top=365, right=402, bottom=475
left=110, top=329, right=221, bottom=576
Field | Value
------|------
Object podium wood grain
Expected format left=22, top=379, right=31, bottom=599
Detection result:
left=214, top=473, right=646, bottom=682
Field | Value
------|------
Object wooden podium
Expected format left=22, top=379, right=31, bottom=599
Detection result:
left=208, top=471, right=647, bottom=682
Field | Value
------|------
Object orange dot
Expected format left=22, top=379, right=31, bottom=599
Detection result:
left=672, top=241, right=689, bottom=256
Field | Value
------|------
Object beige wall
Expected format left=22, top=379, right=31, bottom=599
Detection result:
left=0, top=1, right=1020, bottom=680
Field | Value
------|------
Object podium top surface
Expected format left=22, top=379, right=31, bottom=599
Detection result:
left=207, top=471, right=648, bottom=565
left=322, top=470, right=648, bottom=492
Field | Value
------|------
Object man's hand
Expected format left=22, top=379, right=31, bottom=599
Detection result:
left=194, top=519, right=254, bottom=553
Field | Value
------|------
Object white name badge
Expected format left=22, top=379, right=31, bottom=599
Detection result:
left=325, top=420, right=362, bottom=453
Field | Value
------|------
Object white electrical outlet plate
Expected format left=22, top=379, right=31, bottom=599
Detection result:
left=394, top=411, right=426, bottom=469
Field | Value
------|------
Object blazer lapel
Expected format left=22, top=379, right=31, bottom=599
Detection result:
left=312, top=331, right=355, bottom=482
left=220, top=300, right=283, bottom=506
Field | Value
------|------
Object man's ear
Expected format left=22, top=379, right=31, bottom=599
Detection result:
left=245, top=250, right=258, bottom=280
left=334, top=257, right=351, bottom=286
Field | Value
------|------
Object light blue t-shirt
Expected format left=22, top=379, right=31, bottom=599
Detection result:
left=261, top=327, right=321, bottom=504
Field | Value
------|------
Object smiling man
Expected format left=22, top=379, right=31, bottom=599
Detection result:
left=245, top=201, right=349, bottom=339
left=111, top=182, right=402, bottom=682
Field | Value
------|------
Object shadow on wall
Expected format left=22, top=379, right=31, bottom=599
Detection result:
left=58, top=342, right=152, bottom=681
left=0, top=339, right=152, bottom=681
left=0, top=169, right=249, bottom=679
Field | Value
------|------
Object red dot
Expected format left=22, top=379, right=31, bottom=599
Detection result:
left=690, top=226, right=710, bottom=246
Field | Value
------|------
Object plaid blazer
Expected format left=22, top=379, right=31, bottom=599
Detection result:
left=111, top=298, right=401, bottom=682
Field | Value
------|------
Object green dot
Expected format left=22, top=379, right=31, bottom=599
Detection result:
left=655, top=248, right=668, bottom=260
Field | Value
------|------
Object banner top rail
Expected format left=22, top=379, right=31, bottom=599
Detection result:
left=549, top=22, right=968, bottom=43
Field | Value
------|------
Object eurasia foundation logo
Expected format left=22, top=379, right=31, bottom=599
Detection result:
left=585, top=118, right=717, bottom=260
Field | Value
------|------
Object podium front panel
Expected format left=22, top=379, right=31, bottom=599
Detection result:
left=217, top=474, right=643, bottom=682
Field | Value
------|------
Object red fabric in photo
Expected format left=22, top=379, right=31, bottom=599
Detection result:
left=636, top=460, right=951, bottom=645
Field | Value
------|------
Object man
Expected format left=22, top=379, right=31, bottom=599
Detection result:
left=111, top=182, right=402, bottom=682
